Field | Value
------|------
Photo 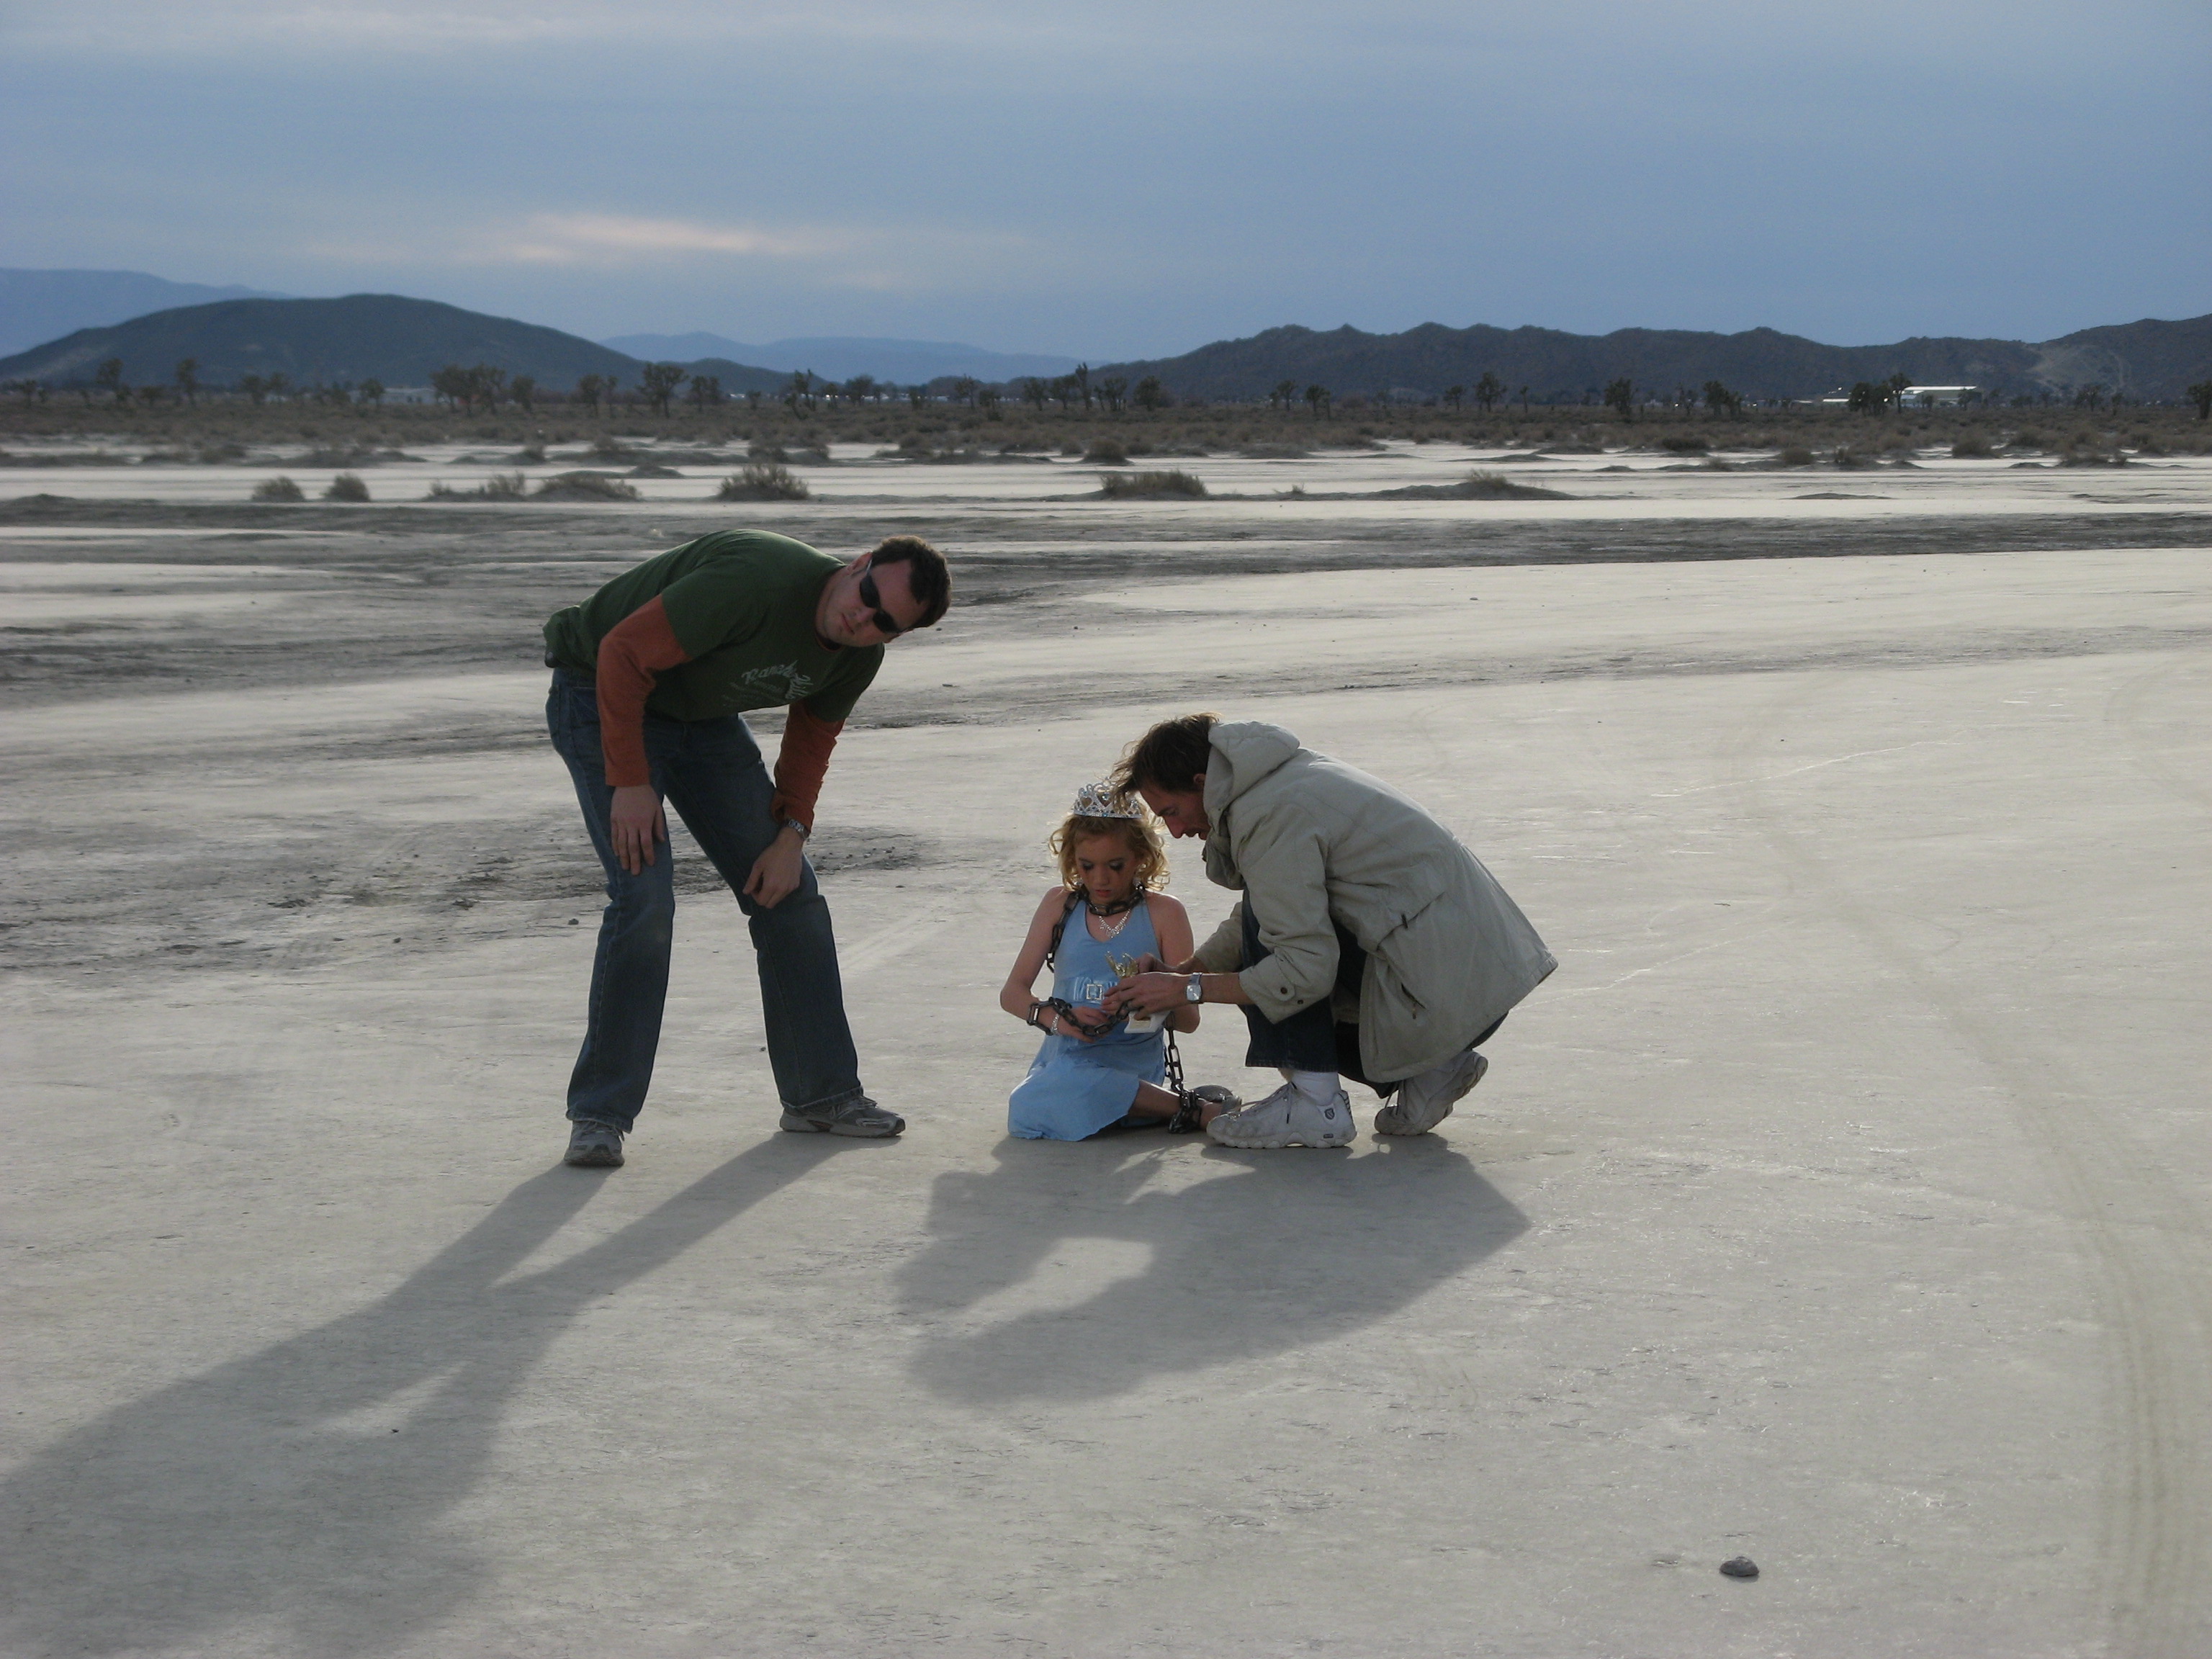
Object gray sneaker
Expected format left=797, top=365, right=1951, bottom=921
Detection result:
left=565, top=1118, right=626, bottom=1167
left=779, top=1096, right=905, bottom=1138
left=1374, top=1050, right=1487, bottom=1137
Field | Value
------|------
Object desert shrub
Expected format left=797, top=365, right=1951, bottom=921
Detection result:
left=533, top=470, right=639, bottom=499
left=251, top=475, right=304, bottom=500
left=323, top=472, right=370, bottom=500
left=1059, top=442, right=1083, bottom=457
left=1084, top=438, right=1129, bottom=464
left=2010, top=427, right=2045, bottom=450
left=1457, top=470, right=1565, bottom=499
left=1097, top=468, right=1208, bottom=498
left=716, top=463, right=809, bottom=501
left=427, top=470, right=530, bottom=500
left=1951, top=433, right=1994, bottom=458
left=1832, top=445, right=1876, bottom=469
left=1775, top=446, right=1816, bottom=467
left=1658, top=434, right=1709, bottom=454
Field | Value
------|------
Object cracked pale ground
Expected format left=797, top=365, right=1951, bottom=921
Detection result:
left=4, top=445, right=2210, bottom=1657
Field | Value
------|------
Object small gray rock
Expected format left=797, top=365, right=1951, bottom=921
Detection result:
left=1719, top=1556, right=1760, bottom=1580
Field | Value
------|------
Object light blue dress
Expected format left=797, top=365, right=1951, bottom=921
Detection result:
left=1008, top=897, right=1167, bottom=1141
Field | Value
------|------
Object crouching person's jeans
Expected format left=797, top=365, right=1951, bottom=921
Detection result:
left=1236, top=896, right=1503, bottom=1096
left=547, top=670, right=864, bottom=1130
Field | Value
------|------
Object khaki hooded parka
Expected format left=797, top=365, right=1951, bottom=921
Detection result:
left=1186, top=721, right=1555, bottom=1082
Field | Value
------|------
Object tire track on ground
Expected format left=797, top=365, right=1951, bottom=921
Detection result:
left=1727, top=669, right=2212, bottom=1657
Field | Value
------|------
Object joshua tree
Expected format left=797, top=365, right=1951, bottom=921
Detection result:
left=1517, top=385, right=1531, bottom=410
left=1020, top=377, right=1050, bottom=411
left=951, top=375, right=981, bottom=408
left=1442, top=385, right=1464, bottom=411
left=1133, top=375, right=1166, bottom=413
left=907, top=384, right=927, bottom=410
left=1097, top=375, right=1128, bottom=414
left=2188, top=380, right=2212, bottom=420
left=6, top=377, right=43, bottom=404
left=978, top=385, right=1002, bottom=417
left=174, top=358, right=199, bottom=406
left=639, top=361, right=685, bottom=415
left=1702, top=379, right=1741, bottom=418
left=94, top=358, right=127, bottom=404
left=1602, top=377, right=1635, bottom=421
left=1473, top=371, right=1504, bottom=412
left=265, top=372, right=292, bottom=403
left=1271, top=378, right=1300, bottom=412
left=783, top=370, right=814, bottom=415
left=1304, top=383, right=1331, bottom=419
left=511, top=374, right=537, bottom=413
left=1073, top=363, right=1092, bottom=410
left=845, top=374, right=877, bottom=405
left=576, top=373, right=606, bottom=415
left=685, top=373, right=721, bottom=410
left=239, top=374, right=269, bottom=405
left=358, top=377, right=385, bottom=408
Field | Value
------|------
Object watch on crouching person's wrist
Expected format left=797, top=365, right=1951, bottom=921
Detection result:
left=1185, top=974, right=1204, bottom=1004
left=781, top=817, right=809, bottom=841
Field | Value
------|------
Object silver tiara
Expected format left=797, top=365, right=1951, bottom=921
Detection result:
left=1071, top=781, right=1141, bottom=819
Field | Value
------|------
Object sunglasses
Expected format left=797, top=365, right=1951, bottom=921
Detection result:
left=857, top=567, right=907, bottom=637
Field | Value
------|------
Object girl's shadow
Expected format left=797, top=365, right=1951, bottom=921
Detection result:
left=0, top=1138, right=859, bottom=1658
left=897, top=1136, right=1529, bottom=1403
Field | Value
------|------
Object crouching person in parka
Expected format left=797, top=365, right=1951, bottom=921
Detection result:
left=1100, top=714, right=1555, bottom=1148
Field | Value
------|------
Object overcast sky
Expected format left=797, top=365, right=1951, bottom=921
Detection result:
left=4, top=1, right=2206, bottom=360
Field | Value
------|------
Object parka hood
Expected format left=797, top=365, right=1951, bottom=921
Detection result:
left=1202, top=721, right=1303, bottom=820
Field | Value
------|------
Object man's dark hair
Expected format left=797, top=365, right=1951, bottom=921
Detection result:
left=869, top=535, right=951, bottom=628
left=1114, top=713, right=1218, bottom=795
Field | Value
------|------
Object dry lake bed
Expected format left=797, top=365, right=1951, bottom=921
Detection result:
left=4, top=441, right=2210, bottom=1657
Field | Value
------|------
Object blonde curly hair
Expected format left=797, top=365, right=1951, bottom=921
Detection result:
left=1048, top=809, right=1167, bottom=894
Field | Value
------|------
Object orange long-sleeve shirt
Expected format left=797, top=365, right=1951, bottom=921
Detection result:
left=593, top=595, right=842, bottom=827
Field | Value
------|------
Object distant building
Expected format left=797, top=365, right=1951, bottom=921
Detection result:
left=379, top=385, right=436, bottom=405
left=1817, top=385, right=1981, bottom=408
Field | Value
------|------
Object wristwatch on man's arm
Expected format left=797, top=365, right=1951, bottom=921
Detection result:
left=1185, top=974, right=1204, bottom=1004
left=781, top=817, right=809, bottom=841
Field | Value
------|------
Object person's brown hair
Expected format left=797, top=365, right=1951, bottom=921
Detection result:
left=868, top=535, right=951, bottom=628
left=1049, top=811, right=1167, bottom=894
left=1112, top=713, right=1218, bottom=796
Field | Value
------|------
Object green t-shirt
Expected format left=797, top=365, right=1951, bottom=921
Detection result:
left=543, top=530, right=881, bottom=723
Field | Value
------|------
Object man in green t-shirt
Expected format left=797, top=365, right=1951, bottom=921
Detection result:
left=542, top=529, right=950, bottom=1166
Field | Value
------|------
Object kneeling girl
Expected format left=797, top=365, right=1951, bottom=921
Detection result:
left=997, top=785, right=1231, bottom=1139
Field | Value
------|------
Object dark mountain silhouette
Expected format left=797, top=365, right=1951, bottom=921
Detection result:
left=0, top=268, right=294, bottom=358
left=0, top=295, right=782, bottom=392
left=1098, top=314, right=2212, bottom=404
left=604, top=332, right=1080, bottom=385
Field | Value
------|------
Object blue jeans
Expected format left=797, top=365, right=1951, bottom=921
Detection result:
left=546, top=670, right=864, bottom=1129
left=1237, top=896, right=1503, bottom=1095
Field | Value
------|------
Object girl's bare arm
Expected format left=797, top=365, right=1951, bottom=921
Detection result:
left=998, top=887, right=1068, bottom=1019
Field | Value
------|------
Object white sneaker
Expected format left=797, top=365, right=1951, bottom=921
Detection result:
left=1206, top=1082, right=1356, bottom=1149
left=1374, top=1050, right=1487, bottom=1137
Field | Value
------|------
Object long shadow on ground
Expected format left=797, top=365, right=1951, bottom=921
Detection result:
left=0, top=1138, right=862, bottom=1658
left=899, top=1134, right=1528, bottom=1403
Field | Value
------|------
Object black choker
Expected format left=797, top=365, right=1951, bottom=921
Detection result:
left=1087, top=890, right=1145, bottom=917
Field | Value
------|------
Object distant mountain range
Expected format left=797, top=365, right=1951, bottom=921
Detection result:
left=0, top=295, right=783, bottom=392
left=0, top=268, right=294, bottom=358
left=1100, top=315, right=2212, bottom=403
left=602, top=332, right=1081, bottom=385
left=4, top=283, right=2207, bottom=405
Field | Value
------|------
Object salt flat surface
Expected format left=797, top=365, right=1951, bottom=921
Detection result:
left=3, top=463, right=2210, bottom=1657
